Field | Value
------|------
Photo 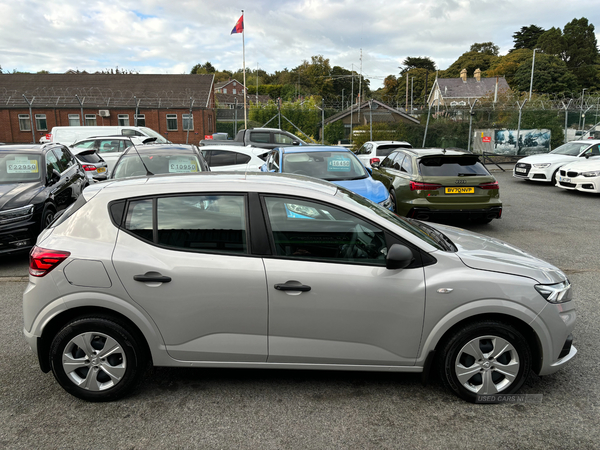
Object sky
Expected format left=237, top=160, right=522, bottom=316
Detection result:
left=0, top=0, right=597, bottom=90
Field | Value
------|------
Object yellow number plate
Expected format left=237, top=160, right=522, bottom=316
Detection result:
left=445, top=187, right=475, bottom=194
left=96, top=167, right=107, bottom=173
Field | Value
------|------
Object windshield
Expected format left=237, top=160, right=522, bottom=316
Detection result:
left=550, top=142, right=591, bottom=156
left=112, top=153, right=203, bottom=179
left=139, top=127, right=170, bottom=144
left=334, top=187, right=446, bottom=251
left=282, top=151, right=368, bottom=181
left=0, top=153, right=42, bottom=183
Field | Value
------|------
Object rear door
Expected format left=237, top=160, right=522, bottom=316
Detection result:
left=112, top=193, right=268, bottom=362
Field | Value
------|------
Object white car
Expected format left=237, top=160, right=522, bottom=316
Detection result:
left=355, top=141, right=412, bottom=168
left=514, top=140, right=600, bottom=183
left=200, top=145, right=269, bottom=172
left=556, top=155, right=600, bottom=193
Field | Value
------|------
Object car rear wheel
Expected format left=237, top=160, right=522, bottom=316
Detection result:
left=49, top=316, right=146, bottom=402
left=439, top=320, right=532, bottom=403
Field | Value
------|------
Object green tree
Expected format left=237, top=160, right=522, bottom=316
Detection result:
left=511, top=25, right=545, bottom=51
left=513, top=54, right=577, bottom=94
left=324, top=120, right=345, bottom=144
left=485, top=49, right=533, bottom=87
left=190, top=62, right=216, bottom=74
left=470, top=42, right=500, bottom=56
left=562, top=18, right=599, bottom=88
left=400, top=57, right=436, bottom=74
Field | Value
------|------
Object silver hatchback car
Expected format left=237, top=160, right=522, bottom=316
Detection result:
left=23, top=173, right=576, bottom=402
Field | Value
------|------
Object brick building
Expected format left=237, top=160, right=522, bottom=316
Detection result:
left=0, top=73, right=215, bottom=144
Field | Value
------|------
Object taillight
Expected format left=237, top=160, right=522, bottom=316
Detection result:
left=29, top=246, right=70, bottom=277
left=410, top=181, right=442, bottom=191
left=82, top=164, right=97, bottom=171
left=370, top=157, right=380, bottom=165
left=479, top=181, right=499, bottom=190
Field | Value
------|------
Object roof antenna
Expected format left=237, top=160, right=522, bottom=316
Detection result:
left=130, top=139, right=153, bottom=176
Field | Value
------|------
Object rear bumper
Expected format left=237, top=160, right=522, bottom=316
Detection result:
left=407, top=206, right=502, bottom=221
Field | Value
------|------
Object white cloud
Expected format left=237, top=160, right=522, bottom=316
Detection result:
left=0, top=0, right=597, bottom=89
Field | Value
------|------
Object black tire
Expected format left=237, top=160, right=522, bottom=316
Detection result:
left=551, top=169, right=559, bottom=185
left=41, top=205, right=55, bottom=232
left=389, top=189, right=398, bottom=213
left=438, top=320, right=532, bottom=403
left=49, top=316, right=146, bottom=402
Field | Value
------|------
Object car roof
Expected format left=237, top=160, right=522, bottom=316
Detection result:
left=0, top=144, right=49, bottom=154
left=89, top=172, right=339, bottom=197
left=123, top=143, right=198, bottom=155
left=201, top=144, right=266, bottom=153
left=566, top=139, right=600, bottom=145
left=366, top=141, right=412, bottom=145
left=398, top=148, right=474, bottom=157
left=279, top=145, right=351, bottom=154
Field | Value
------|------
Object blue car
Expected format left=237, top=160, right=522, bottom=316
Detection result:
left=260, top=146, right=393, bottom=210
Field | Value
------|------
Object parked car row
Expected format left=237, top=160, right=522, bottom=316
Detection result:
left=513, top=139, right=600, bottom=194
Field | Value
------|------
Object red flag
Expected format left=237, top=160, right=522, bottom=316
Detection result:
left=231, top=14, right=244, bottom=34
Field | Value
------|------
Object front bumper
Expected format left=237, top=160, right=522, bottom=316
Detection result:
left=0, top=221, right=38, bottom=254
left=556, top=174, right=600, bottom=193
left=513, top=163, right=555, bottom=182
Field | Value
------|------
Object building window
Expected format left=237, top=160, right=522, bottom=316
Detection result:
left=35, top=114, right=48, bottom=131
left=223, top=88, right=227, bottom=94
left=18, top=114, right=31, bottom=131
left=134, top=114, right=145, bottom=126
left=233, top=82, right=236, bottom=87
left=118, top=114, right=130, bottom=126
left=68, top=114, right=80, bottom=126
left=166, top=114, right=178, bottom=131
left=85, top=114, right=97, bottom=126
left=233, top=89, right=237, bottom=95
left=183, top=114, right=193, bottom=131
left=208, top=115, right=213, bottom=133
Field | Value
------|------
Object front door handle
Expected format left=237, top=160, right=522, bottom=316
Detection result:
left=134, top=273, right=172, bottom=283
left=274, top=282, right=311, bottom=292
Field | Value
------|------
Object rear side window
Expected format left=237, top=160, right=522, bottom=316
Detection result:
left=419, top=156, right=490, bottom=176
left=250, top=132, right=270, bottom=144
left=122, top=195, right=248, bottom=254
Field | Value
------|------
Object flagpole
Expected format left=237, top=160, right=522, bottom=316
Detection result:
left=242, top=10, right=247, bottom=129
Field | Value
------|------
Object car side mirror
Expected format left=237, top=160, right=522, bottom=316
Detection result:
left=292, top=141, right=300, bottom=146
left=371, top=161, right=381, bottom=168
left=386, top=244, right=414, bottom=270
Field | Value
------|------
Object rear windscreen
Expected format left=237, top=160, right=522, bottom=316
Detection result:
left=376, top=145, right=412, bottom=157
left=76, top=152, right=103, bottom=164
left=418, top=156, right=489, bottom=176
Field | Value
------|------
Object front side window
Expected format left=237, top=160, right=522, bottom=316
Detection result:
left=35, top=114, right=47, bottom=131
left=204, top=150, right=237, bottom=167
left=264, top=196, right=388, bottom=265
left=118, top=114, right=130, bottom=126
left=85, top=114, right=97, bottom=126
left=52, top=147, right=75, bottom=171
left=183, top=114, right=193, bottom=131
left=68, top=114, right=80, bottom=126
left=19, top=115, right=31, bottom=131
left=166, top=114, right=177, bottom=131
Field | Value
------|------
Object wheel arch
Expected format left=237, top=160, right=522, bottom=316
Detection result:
left=424, top=312, right=543, bottom=376
left=38, top=306, right=153, bottom=373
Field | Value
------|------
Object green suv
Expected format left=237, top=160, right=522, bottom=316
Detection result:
left=371, top=148, right=502, bottom=223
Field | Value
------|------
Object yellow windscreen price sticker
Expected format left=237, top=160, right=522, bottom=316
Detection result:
left=445, top=187, right=475, bottom=194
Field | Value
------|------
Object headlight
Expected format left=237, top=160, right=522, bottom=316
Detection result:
left=535, top=280, right=572, bottom=303
left=379, top=195, right=393, bottom=210
left=0, top=204, right=34, bottom=225
left=532, top=163, right=551, bottom=169
left=583, top=171, right=600, bottom=177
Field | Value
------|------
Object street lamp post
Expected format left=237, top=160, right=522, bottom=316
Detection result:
left=528, top=48, right=540, bottom=101
left=579, top=88, right=588, bottom=131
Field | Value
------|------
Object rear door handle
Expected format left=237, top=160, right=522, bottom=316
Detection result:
left=274, top=282, right=311, bottom=292
left=134, top=273, right=172, bottom=283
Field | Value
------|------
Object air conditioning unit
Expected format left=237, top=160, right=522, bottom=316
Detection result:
left=99, top=110, right=110, bottom=117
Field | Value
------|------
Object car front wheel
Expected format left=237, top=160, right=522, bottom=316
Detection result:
left=49, top=316, right=146, bottom=402
left=439, top=320, right=532, bottom=403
